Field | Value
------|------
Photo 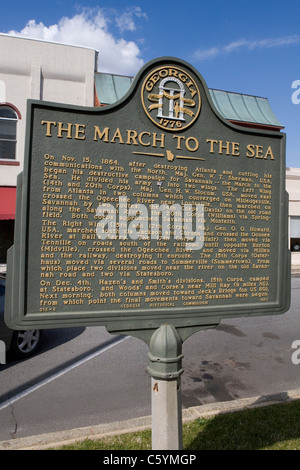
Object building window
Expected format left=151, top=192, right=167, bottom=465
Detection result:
left=291, top=217, right=300, bottom=252
left=0, top=106, right=18, bottom=160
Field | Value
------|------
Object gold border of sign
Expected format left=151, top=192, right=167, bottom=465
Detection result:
left=141, top=65, right=201, bottom=132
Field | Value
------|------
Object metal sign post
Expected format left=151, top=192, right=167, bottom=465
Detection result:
left=148, top=325, right=184, bottom=450
left=4, top=57, right=291, bottom=450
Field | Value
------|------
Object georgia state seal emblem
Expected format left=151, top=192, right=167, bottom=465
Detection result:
left=141, top=65, right=201, bottom=132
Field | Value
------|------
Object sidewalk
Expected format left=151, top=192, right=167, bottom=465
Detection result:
left=1, top=388, right=300, bottom=450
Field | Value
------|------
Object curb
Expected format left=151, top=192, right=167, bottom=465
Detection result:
left=1, top=388, right=300, bottom=450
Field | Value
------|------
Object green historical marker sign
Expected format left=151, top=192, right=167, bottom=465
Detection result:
left=5, top=57, right=290, bottom=336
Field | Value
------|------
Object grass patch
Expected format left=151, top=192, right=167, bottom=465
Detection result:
left=55, top=400, right=300, bottom=450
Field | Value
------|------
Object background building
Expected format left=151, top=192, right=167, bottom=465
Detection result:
left=0, top=34, right=97, bottom=264
left=286, top=168, right=300, bottom=269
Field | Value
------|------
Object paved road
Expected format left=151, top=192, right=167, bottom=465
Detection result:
left=0, top=276, right=300, bottom=442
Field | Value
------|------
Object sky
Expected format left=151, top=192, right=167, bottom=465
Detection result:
left=0, top=0, right=299, bottom=167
